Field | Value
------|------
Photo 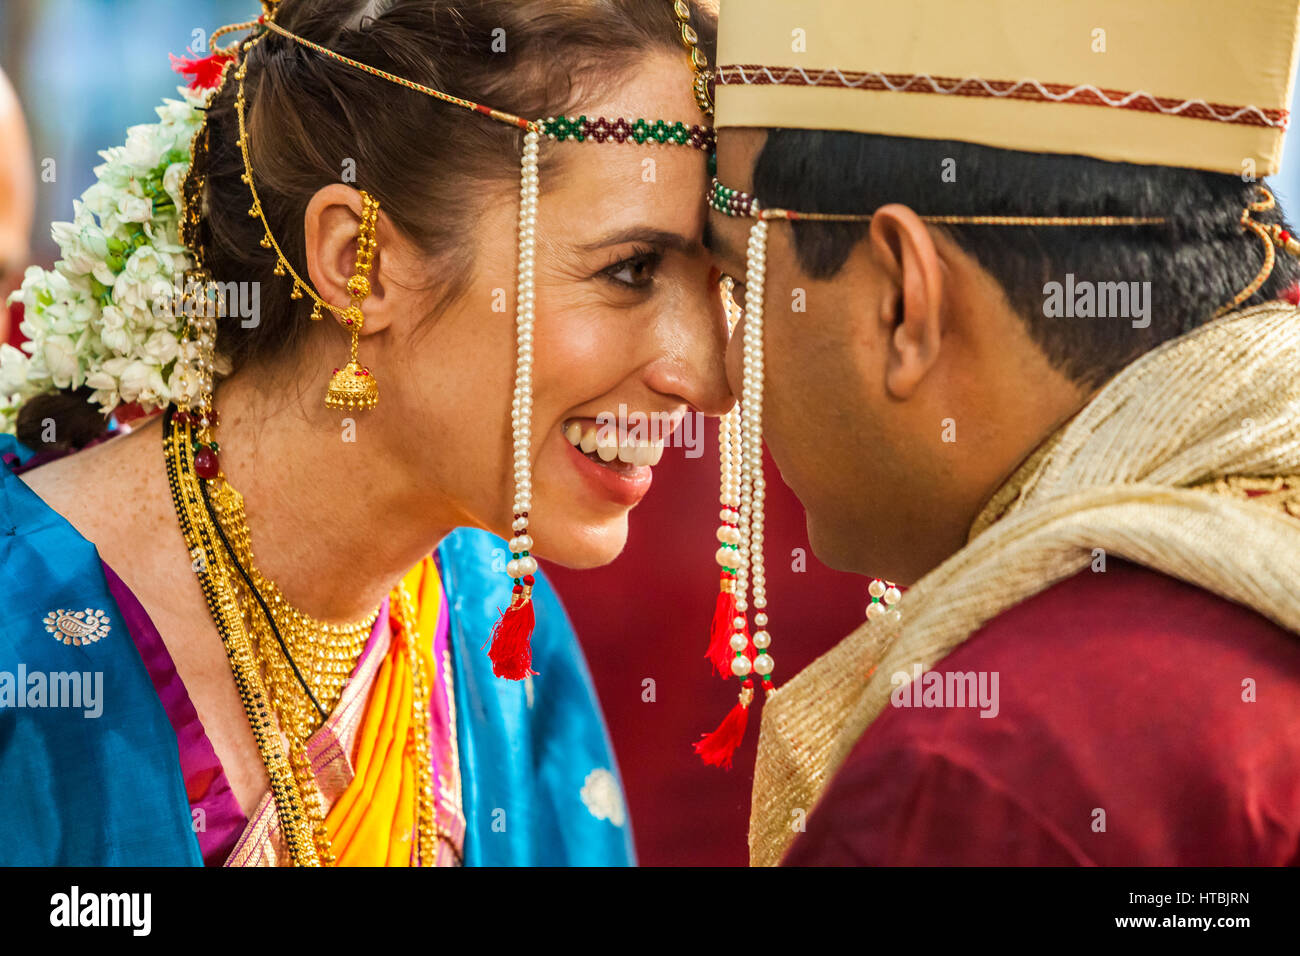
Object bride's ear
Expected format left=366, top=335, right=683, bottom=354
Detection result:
left=303, top=183, right=403, bottom=335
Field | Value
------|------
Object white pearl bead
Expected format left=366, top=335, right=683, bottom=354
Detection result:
left=732, top=615, right=746, bottom=630
left=889, top=609, right=902, bottom=624
left=752, top=653, right=774, bottom=676
left=729, top=633, right=749, bottom=652
left=517, top=555, right=538, bottom=576
left=752, top=629, right=770, bottom=648
left=506, top=559, right=520, bottom=578
left=867, top=601, right=886, bottom=620
left=715, top=546, right=735, bottom=567
left=868, top=579, right=886, bottom=599
left=755, top=612, right=768, bottom=626
left=884, top=586, right=902, bottom=605
left=731, top=655, right=753, bottom=677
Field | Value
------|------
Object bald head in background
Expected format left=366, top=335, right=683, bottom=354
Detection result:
left=0, top=66, right=35, bottom=342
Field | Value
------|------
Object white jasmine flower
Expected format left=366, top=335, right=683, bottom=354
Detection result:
left=117, top=193, right=154, bottom=224
left=162, top=161, right=188, bottom=208
left=41, top=335, right=81, bottom=389
left=0, top=344, right=32, bottom=394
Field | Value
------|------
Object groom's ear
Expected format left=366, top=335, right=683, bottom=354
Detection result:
left=865, top=203, right=947, bottom=400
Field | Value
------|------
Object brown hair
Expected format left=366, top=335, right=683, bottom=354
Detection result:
left=206, top=0, right=716, bottom=371
left=18, top=0, right=716, bottom=448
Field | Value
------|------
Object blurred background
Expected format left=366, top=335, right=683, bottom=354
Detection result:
left=4, top=1, right=1300, bottom=867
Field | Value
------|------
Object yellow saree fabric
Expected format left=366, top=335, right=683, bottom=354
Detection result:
left=227, top=556, right=464, bottom=866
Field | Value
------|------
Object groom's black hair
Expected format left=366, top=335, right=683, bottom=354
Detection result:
left=753, top=130, right=1300, bottom=388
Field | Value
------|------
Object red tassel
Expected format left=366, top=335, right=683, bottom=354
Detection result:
left=707, top=576, right=738, bottom=677
left=694, top=680, right=754, bottom=769
left=169, top=49, right=235, bottom=91
left=488, top=577, right=537, bottom=680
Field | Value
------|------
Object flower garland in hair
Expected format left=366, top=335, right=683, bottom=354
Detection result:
left=0, top=56, right=230, bottom=434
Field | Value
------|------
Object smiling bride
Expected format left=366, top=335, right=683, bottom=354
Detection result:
left=0, top=0, right=727, bottom=866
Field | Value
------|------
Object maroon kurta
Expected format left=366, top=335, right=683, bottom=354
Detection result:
left=783, top=560, right=1300, bottom=865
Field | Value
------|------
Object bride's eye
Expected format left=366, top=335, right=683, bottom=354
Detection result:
left=601, top=249, right=663, bottom=289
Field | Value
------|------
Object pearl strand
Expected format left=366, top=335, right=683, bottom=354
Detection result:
left=743, top=220, right=774, bottom=681
left=507, top=129, right=541, bottom=582
left=715, top=279, right=749, bottom=665
left=714, top=403, right=743, bottom=562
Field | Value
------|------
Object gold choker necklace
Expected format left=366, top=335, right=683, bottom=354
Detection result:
left=205, top=478, right=377, bottom=740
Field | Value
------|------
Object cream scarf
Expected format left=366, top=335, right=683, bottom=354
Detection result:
left=749, top=303, right=1300, bottom=866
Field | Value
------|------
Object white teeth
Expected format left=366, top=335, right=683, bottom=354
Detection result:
left=564, top=419, right=666, bottom=467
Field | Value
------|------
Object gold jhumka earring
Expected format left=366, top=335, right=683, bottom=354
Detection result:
left=321, top=191, right=380, bottom=410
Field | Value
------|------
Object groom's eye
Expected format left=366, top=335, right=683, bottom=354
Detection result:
left=600, top=248, right=663, bottom=289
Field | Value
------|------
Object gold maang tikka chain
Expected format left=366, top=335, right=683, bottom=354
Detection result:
left=233, top=31, right=381, bottom=410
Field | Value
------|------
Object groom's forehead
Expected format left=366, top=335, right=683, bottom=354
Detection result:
left=704, top=128, right=765, bottom=274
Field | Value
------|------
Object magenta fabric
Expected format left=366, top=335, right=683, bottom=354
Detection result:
left=101, top=561, right=448, bottom=867
left=102, top=562, right=249, bottom=865
left=782, top=560, right=1300, bottom=866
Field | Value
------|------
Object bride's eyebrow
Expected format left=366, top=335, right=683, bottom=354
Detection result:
left=579, top=227, right=701, bottom=254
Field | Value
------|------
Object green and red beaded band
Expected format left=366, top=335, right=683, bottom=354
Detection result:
left=709, top=177, right=758, bottom=217
left=542, top=115, right=715, bottom=151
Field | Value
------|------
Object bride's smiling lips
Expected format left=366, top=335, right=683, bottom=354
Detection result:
left=556, top=415, right=682, bottom=507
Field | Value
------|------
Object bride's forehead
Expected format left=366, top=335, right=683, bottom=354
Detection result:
left=544, top=146, right=708, bottom=239
left=567, top=48, right=702, bottom=126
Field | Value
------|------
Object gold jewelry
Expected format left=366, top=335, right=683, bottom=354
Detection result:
left=673, top=0, right=713, bottom=117
left=204, top=464, right=376, bottom=866
left=164, top=409, right=324, bottom=865
left=165, top=409, right=441, bottom=865
left=391, top=583, right=440, bottom=865
left=322, top=192, right=381, bottom=410
left=1213, top=186, right=1300, bottom=318
left=204, top=477, right=378, bottom=740
left=231, top=31, right=381, bottom=411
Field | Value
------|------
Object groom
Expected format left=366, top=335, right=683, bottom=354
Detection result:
left=706, top=0, right=1300, bottom=865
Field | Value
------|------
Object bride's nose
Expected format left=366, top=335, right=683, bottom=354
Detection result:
left=642, top=270, right=734, bottom=417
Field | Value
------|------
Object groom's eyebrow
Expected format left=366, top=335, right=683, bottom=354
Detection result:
left=580, top=227, right=701, bottom=254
